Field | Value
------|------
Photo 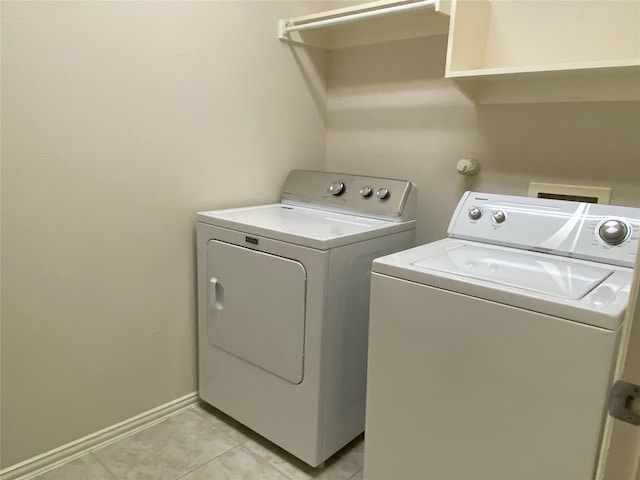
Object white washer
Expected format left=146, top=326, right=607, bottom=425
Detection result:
left=364, top=191, right=639, bottom=480
left=196, top=170, right=416, bottom=467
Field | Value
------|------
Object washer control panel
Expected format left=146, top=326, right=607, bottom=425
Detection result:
left=449, top=191, right=640, bottom=267
left=280, top=170, right=417, bottom=222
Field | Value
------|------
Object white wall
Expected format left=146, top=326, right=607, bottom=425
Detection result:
left=326, top=35, right=640, bottom=244
left=0, top=1, right=328, bottom=467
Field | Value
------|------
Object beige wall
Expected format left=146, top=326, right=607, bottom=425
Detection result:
left=326, top=35, right=640, bottom=244
left=0, top=1, right=328, bottom=467
left=3, top=2, right=640, bottom=472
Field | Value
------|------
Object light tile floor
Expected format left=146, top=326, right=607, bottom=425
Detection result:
left=30, top=403, right=364, bottom=480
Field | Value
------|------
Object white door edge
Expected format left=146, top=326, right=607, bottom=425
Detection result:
left=598, top=242, right=640, bottom=480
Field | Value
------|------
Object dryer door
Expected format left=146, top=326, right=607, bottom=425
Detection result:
left=206, top=240, right=306, bottom=384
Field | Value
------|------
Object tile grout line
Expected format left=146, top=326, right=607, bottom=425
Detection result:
left=346, top=469, right=364, bottom=480
left=87, top=452, right=119, bottom=480
left=173, top=443, right=296, bottom=480
left=240, top=438, right=322, bottom=480
left=173, top=443, right=242, bottom=480
left=236, top=443, right=297, bottom=480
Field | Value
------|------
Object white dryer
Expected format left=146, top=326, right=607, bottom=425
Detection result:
left=196, top=170, right=416, bottom=467
left=364, top=191, right=639, bottom=480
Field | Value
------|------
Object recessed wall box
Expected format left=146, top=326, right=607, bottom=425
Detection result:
left=528, top=182, right=611, bottom=204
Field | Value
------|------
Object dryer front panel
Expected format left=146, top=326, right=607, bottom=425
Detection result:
left=206, top=239, right=306, bottom=384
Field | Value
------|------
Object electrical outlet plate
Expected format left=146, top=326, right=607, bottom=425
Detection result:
left=528, top=182, right=611, bottom=204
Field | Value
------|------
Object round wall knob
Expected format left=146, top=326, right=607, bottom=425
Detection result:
left=492, top=210, right=506, bottom=224
left=456, top=158, right=480, bottom=176
left=328, top=182, right=345, bottom=196
left=360, top=186, right=373, bottom=198
left=376, top=188, right=390, bottom=200
left=598, top=219, right=629, bottom=245
left=468, top=207, right=482, bottom=220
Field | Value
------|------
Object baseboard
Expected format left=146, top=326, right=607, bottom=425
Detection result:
left=0, top=392, right=198, bottom=480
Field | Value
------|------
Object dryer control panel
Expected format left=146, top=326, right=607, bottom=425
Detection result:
left=280, top=170, right=417, bottom=222
left=449, top=192, right=640, bottom=268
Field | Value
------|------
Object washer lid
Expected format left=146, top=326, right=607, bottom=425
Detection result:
left=372, top=239, right=633, bottom=331
left=412, top=244, right=614, bottom=300
left=197, top=204, right=414, bottom=250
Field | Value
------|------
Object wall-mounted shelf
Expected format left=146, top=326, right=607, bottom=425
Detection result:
left=278, top=0, right=451, bottom=50
left=445, top=0, right=640, bottom=104
left=279, top=0, right=640, bottom=104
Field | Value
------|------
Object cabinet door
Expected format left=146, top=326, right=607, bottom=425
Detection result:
left=206, top=240, right=306, bottom=384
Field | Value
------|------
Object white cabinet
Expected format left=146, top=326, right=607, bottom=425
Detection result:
left=444, top=0, right=640, bottom=103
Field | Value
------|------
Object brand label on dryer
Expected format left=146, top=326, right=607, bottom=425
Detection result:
left=245, top=236, right=259, bottom=245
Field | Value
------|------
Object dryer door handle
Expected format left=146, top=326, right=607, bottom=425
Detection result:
left=209, top=277, right=225, bottom=311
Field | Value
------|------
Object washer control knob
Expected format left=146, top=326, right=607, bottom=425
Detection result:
left=468, top=207, right=482, bottom=220
left=598, top=219, right=629, bottom=245
left=376, top=187, right=390, bottom=200
left=360, top=186, right=373, bottom=198
left=328, top=181, right=345, bottom=196
left=492, top=210, right=506, bottom=224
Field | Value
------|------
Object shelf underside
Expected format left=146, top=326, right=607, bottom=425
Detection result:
left=448, top=63, right=640, bottom=104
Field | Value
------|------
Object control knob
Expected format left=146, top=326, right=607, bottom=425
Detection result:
left=360, top=186, right=373, bottom=198
left=376, top=188, right=390, bottom=200
left=492, top=210, right=506, bottom=224
left=328, top=181, right=345, bottom=196
left=598, top=219, right=629, bottom=245
left=468, top=207, right=482, bottom=220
